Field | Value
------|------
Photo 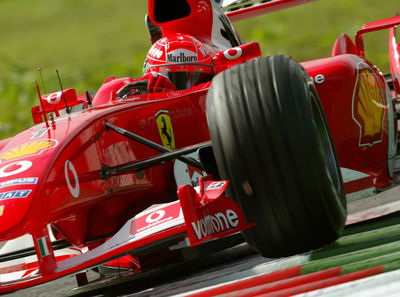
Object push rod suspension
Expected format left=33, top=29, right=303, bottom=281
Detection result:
left=103, top=122, right=210, bottom=178
left=103, top=141, right=211, bottom=178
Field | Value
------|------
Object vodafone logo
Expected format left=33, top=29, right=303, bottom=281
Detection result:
left=131, top=202, right=183, bottom=236
left=145, top=210, right=166, bottom=223
left=64, top=160, right=80, bottom=198
left=223, top=48, right=243, bottom=60
left=149, top=46, right=163, bottom=59
left=42, top=91, right=63, bottom=105
left=191, top=209, right=239, bottom=241
left=0, top=161, right=33, bottom=178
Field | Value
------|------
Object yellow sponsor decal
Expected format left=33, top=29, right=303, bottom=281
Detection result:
left=0, top=140, right=58, bottom=163
left=155, top=110, right=175, bottom=150
left=353, top=67, right=386, bottom=146
left=0, top=205, right=4, bottom=216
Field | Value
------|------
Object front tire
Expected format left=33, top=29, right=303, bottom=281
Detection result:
left=206, top=55, right=346, bottom=257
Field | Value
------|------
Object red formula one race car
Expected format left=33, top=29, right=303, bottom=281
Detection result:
left=0, top=0, right=399, bottom=293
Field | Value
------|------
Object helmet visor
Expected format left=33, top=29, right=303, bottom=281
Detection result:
left=167, top=72, right=213, bottom=90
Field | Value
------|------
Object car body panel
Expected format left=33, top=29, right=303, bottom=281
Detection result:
left=0, top=0, right=400, bottom=293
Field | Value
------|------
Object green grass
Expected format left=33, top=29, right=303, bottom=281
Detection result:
left=0, top=0, right=398, bottom=138
left=234, top=0, right=400, bottom=64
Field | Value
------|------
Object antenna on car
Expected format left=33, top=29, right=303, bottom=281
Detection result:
left=85, top=91, right=93, bottom=107
left=56, top=69, right=71, bottom=114
left=34, top=80, right=49, bottom=128
left=37, top=67, right=47, bottom=94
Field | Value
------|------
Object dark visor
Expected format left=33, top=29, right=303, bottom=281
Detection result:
left=167, top=72, right=213, bottom=90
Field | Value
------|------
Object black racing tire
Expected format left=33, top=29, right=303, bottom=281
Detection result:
left=206, top=55, right=346, bottom=257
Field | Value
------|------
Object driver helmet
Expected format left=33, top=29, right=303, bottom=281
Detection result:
left=143, top=33, right=214, bottom=90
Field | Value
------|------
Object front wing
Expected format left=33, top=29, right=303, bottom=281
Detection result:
left=0, top=178, right=253, bottom=293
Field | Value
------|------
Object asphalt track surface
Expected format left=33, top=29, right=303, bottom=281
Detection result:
left=6, top=210, right=400, bottom=297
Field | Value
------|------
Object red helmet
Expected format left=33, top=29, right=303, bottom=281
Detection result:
left=144, top=34, right=214, bottom=90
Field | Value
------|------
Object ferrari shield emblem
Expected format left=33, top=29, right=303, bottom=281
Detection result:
left=155, top=110, right=175, bottom=150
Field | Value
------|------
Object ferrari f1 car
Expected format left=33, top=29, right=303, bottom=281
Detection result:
left=0, top=0, right=399, bottom=292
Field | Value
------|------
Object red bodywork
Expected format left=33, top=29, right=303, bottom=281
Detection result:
left=1, top=87, right=210, bottom=243
left=304, top=16, right=400, bottom=198
left=0, top=0, right=399, bottom=292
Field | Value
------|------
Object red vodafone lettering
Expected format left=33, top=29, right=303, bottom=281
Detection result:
left=130, top=202, right=183, bottom=236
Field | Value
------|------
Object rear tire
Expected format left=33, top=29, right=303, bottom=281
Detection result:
left=206, top=55, right=346, bottom=257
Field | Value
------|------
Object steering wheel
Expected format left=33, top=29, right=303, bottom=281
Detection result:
left=117, top=80, right=149, bottom=98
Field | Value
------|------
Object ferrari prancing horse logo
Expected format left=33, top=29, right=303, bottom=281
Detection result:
left=155, top=110, right=175, bottom=150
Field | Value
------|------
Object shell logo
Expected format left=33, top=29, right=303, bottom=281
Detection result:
left=352, top=66, right=386, bottom=147
left=0, top=140, right=58, bottom=163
